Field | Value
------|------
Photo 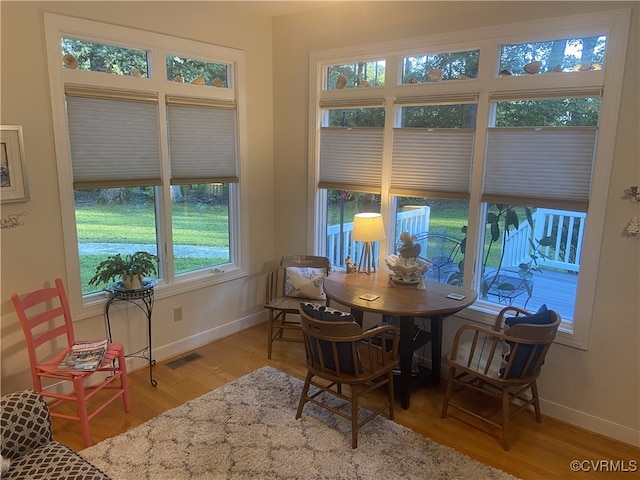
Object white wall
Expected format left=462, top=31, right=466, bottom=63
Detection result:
left=272, top=1, right=639, bottom=446
left=0, top=2, right=275, bottom=390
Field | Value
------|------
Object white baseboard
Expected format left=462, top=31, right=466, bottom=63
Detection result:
left=540, top=398, right=640, bottom=448
left=125, top=310, right=266, bottom=373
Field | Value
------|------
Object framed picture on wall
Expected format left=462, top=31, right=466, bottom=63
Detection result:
left=1, top=125, right=29, bottom=203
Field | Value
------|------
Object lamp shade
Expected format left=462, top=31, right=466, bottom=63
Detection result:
left=352, top=213, right=385, bottom=242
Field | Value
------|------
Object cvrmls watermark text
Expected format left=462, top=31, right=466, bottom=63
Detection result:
left=570, top=460, right=637, bottom=473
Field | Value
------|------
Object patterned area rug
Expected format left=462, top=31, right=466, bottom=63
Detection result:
left=81, top=367, right=518, bottom=479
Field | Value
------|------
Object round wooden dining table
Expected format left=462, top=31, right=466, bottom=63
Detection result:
left=323, top=272, right=477, bottom=409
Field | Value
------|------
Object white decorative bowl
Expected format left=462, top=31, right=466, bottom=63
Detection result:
left=385, top=255, right=431, bottom=284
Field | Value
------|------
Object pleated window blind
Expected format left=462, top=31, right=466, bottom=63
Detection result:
left=166, top=97, right=238, bottom=185
left=319, top=127, right=384, bottom=193
left=483, top=127, right=597, bottom=211
left=66, top=87, right=161, bottom=189
left=390, top=128, right=475, bottom=199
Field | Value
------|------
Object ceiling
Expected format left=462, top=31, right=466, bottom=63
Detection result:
left=216, top=1, right=344, bottom=17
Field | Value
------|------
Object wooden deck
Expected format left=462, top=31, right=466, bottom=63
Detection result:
left=480, top=267, right=579, bottom=321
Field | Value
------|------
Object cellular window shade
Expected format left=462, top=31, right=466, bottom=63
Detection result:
left=390, top=128, right=474, bottom=199
left=66, top=94, right=161, bottom=188
left=319, top=127, right=384, bottom=193
left=483, top=127, right=597, bottom=211
left=488, top=88, right=603, bottom=102
left=319, top=97, right=385, bottom=108
left=394, top=93, right=479, bottom=106
left=167, top=103, right=238, bottom=184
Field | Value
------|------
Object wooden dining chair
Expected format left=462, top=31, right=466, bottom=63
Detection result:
left=441, top=305, right=560, bottom=450
left=11, top=278, right=130, bottom=447
left=296, top=303, right=399, bottom=448
left=264, top=254, right=331, bottom=358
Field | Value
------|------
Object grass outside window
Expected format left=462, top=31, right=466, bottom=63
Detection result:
left=75, top=189, right=229, bottom=294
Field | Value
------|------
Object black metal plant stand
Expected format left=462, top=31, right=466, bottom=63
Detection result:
left=105, top=280, right=157, bottom=387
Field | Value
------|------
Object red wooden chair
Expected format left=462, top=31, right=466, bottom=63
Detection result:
left=11, top=278, right=130, bottom=447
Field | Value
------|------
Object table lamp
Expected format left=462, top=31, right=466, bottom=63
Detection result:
left=352, top=213, right=385, bottom=274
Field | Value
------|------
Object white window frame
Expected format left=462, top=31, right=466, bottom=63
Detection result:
left=308, top=9, right=631, bottom=350
left=44, top=13, right=250, bottom=319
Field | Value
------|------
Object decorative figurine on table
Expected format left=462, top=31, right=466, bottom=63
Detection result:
left=345, top=255, right=358, bottom=273
left=385, top=232, right=431, bottom=287
left=398, top=232, right=421, bottom=258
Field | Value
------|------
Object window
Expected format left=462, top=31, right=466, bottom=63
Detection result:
left=165, top=55, right=229, bottom=87
left=402, top=49, right=480, bottom=83
left=498, top=35, right=606, bottom=76
left=326, top=190, right=382, bottom=269
left=327, top=60, right=386, bottom=89
left=62, top=38, right=148, bottom=76
left=165, top=97, right=237, bottom=276
left=319, top=106, right=384, bottom=268
left=310, top=10, right=630, bottom=349
left=45, top=14, right=247, bottom=315
left=478, top=96, right=598, bottom=319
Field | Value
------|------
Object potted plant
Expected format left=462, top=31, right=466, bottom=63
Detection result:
left=89, top=251, right=158, bottom=290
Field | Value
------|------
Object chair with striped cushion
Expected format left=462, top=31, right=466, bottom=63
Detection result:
left=296, top=303, right=399, bottom=448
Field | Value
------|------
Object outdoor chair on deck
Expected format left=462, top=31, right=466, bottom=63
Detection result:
left=412, top=232, right=463, bottom=283
left=11, top=278, right=130, bottom=448
left=296, top=303, right=399, bottom=448
left=441, top=305, right=560, bottom=450
left=264, top=254, right=331, bottom=358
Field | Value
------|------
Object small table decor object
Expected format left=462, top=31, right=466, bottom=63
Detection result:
left=385, top=231, right=431, bottom=287
left=105, top=279, right=157, bottom=386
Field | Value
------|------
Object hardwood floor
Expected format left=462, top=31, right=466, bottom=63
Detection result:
left=52, top=322, right=639, bottom=479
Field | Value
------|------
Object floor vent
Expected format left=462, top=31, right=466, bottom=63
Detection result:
left=165, top=352, right=203, bottom=369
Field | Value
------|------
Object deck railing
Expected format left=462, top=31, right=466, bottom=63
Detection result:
left=326, top=207, right=430, bottom=267
left=326, top=207, right=584, bottom=273
left=503, top=208, right=585, bottom=272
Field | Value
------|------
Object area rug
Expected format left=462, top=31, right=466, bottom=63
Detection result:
left=81, top=366, right=517, bottom=479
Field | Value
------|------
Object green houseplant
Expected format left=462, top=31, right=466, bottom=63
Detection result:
left=89, top=251, right=158, bottom=290
left=447, top=204, right=552, bottom=306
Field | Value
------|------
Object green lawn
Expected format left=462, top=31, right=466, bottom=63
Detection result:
left=76, top=202, right=229, bottom=293
left=75, top=203, right=229, bottom=246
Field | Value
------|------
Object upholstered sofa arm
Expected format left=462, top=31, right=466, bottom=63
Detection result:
left=1, top=390, right=53, bottom=460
